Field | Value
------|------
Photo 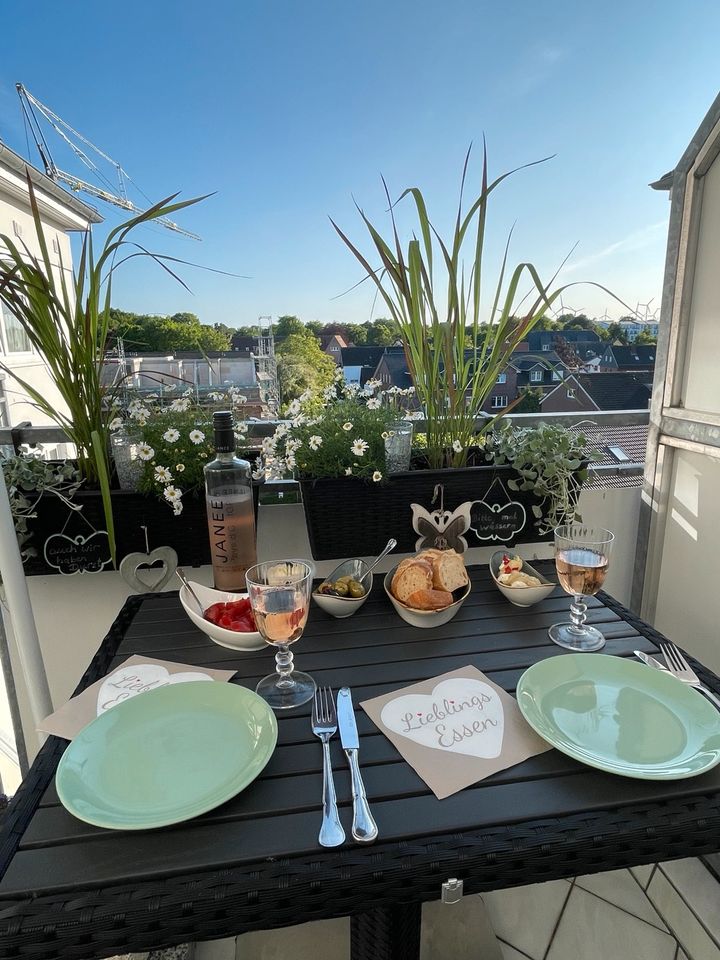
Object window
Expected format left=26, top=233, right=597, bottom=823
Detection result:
left=552, top=369, right=564, bottom=381
left=541, top=343, right=550, bottom=351
left=491, top=395, right=508, bottom=409
left=529, top=369, right=543, bottom=382
left=0, top=380, right=8, bottom=427
left=0, top=302, right=33, bottom=353
left=496, top=372, right=507, bottom=384
left=566, top=388, right=576, bottom=399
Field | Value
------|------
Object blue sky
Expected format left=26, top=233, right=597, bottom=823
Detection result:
left=3, top=0, right=720, bottom=326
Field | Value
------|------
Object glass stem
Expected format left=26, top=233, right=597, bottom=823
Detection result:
left=569, top=594, right=588, bottom=634
left=275, top=644, right=295, bottom=686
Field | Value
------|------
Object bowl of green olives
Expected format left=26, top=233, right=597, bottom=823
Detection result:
left=312, top=558, right=373, bottom=618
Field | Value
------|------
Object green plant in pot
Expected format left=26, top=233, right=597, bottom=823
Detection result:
left=331, top=145, right=603, bottom=469
left=0, top=177, right=205, bottom=563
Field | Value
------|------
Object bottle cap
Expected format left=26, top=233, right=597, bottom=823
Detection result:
left=213, top=410, right=235, bottom=452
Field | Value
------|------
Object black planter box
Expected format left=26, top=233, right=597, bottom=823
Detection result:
left=23, top=484, right=261, bottom=576
left=300, top=464, right=558, bottom=561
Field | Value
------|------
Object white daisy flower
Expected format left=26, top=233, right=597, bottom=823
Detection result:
left=137, top=443, right=155, bottom=461
left=308, top=435, right=323, bottom=451
left=163, top=428, right=180, bottom=443
left=345, top=467, right=353, bottom=476
left=207, top=391, right=224, bottom=401
left=286, top=438, right=302, bottom=453
left=154, top=465, right=173, bottom=483
left=235, top=394, right=248, bottom=404
left=252, top=465, right=265, bottom=480
left=163, top=485, right=182, bottom=503
left=366, top=397, right=381, bottom=410
left=189, top=429, right=205, bottom=445
left=351, top=439, right=368, bottom=457
left=452, top=440, right=463, bottom=454
left=285, top=453, right=296, bottom=469
left=342, top=422, right=353, bottom=432
left=182, top=387, right=194, bottom=397
left=299, top=389, right=313, bottom=403
left=109, top=417, right=123, bottom=432
left=372, top=470, right=382, bottom=482
left=261, top=436, right=277, bottom=453
left=175, top=463, right=185, bottom=473
left=172, top=500, right=183, bottom=516
left=288, top=399, right=302, bottom=416
left=129, top=406, right=152, bottom=421
left=169, top=398, right=191, bottom=413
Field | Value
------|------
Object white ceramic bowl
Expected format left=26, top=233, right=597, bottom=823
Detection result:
left=179, top=580, right=266, bottom=651
left=312, top=558, right=373, bottom=619
left=383, top=565, right=470, bottom=629
left=489, top=551, right=557, bottom=608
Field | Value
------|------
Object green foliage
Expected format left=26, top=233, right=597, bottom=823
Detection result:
left=1, top=454, right=82, bottom=563
left=514, top=386, right=544, bottom=412
left=277, top=333, right=337, bottom=406
left=274, top=315, right=309, bottom=339
left=485, top=421, right=601, bottom=533
left=109, top=308, right=230, bottom=351
left=331, top=146, right=597, bottom=470
left=0, top=178, right=207, bottom=562
left=634, top=329, right=657, bottom=345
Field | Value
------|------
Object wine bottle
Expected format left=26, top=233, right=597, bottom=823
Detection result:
left=204, top=411, right=257, bottom=591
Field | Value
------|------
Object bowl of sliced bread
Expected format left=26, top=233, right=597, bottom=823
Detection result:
left=490, top=551, right=556, bottom=607
left=384, top=548, right=471, bottom=628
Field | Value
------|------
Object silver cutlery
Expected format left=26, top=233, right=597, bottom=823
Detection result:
left=175, top=568, right=204, bottom=615
left=311, top=686, right=345, bottom=848
left=337, top=686, right=378, bottom=844
left=633, top=650, right=668, bottom=672
left=660, top=642, right=720, bottom=711
left=360, top=538, right=397, bottom=585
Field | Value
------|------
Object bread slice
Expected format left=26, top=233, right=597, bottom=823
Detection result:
left=391, top=560, right=433, bottom=603
left=418, top=549, right=468, bottom=593
left=405, top=588, right=453, bottom=610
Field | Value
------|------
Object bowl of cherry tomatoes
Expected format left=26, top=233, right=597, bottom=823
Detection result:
left=179, top=580, right=266, bottom=651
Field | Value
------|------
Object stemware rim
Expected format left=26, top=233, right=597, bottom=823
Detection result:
left=553, top=524, right=615, bottom=546
left=245, top=559, right=314, bottom=588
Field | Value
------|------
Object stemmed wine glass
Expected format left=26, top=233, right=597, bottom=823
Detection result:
left=549, top=525, right=615, bottom=652
left=246, top=560, right=316, bottom=710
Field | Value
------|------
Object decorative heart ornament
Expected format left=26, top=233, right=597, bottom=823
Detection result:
left=97, top=663, right=212, bottom=716
left=380, top=678, right=504, bottom=759
left=119, top=546, right=178, bottom=593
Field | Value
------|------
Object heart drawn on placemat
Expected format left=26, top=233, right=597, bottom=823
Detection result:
left=380, top=678, right=504, bottom=758
left=119, top=546, right=178, bottom=593
left=97, top=663, right=212, bottom=716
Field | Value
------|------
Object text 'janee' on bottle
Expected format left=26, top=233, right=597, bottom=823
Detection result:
left=204, top=411, right=257, bottom=591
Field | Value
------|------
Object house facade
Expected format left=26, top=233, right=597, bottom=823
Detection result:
left=0, top=142, right=102, bottom=429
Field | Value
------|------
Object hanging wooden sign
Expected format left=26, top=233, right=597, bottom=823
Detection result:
left=44, top=531, right=112, bottom=575
left=469, top=478, right=527, bottom=543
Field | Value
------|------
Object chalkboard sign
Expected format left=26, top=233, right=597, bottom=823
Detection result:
left=44, top=532, right=112, bottom=575
left=469, top=478, right=527, bottom=543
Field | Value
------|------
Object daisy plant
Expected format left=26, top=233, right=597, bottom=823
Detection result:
left=115, top=387, right=251, bottom=515
left=331, top=144, right=600, bottom=469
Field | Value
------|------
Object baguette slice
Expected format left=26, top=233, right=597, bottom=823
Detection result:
left=405, top=588, right=454, bottom=610
left=391, top=560, right=433, bottom=603
left=419, top=548, right=469, bottom=593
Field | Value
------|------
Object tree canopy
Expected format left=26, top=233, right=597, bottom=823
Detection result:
left=108, top=309, right=230, bottom=352
left=276, top=333, right=337, bottom=406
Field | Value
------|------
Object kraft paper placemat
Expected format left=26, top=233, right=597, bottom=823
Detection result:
left=361, top=665, right=551, bottom=800
left=39, top=655, right=237, bottom=741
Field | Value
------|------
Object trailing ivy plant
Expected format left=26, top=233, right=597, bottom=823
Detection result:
left=1, top=454, right=82, bottom=564
left=484, top=422, right=601, bottom=534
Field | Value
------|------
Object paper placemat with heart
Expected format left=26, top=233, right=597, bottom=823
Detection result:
left=39, top=655, right=237, bottom=741
left=361, top=665, right=551, bottom=799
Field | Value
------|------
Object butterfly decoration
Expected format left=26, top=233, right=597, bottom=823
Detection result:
left=410, top=485, right=471, bottom=553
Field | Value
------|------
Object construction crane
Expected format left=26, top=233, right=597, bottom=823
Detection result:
left=16, top=83, right=200, bottom=239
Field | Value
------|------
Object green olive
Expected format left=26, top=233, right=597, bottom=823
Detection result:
left=337, top=575, right=353, bottom=583
left=348, top=580, right=365, bottom=598
left=333, top=581, right=349, bottom=596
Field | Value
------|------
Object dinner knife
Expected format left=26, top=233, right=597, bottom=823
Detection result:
left=337, top=687, right=378, bottom=844
left=633, top=650, right=669, bottom=672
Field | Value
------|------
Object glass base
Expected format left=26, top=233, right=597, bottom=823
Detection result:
left=256, top=670, right=316, bottom=710
left=548, top=622, right=606, bottom=652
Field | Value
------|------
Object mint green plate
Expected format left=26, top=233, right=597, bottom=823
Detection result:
left=517, top=654, right=720, bottom=780
left=56, top=681, right=278, bottom=829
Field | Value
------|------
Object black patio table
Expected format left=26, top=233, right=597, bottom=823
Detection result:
left=3, top=564, right=720, bottom=960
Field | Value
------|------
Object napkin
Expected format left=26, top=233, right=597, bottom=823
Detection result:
left=39, top=655, right=237, bottom=741
left=361, top=665, right=551, bottom=799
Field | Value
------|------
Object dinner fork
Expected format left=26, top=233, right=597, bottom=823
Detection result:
left=660, top=642, right=720, bottom=711
left=311, top=686, right=346, bottom=847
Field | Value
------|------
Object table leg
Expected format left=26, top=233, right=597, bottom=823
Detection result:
left=351, top=902, right=422, bottom=960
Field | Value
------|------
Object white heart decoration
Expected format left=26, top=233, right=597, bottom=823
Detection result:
left=119, top=546, right=178, bottom=593
left=97, top=663, right=212, bottom=716
left=380, top=678, right=505, bottom=759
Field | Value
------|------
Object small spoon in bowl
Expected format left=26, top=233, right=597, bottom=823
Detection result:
left=360, top=538, right=397, bottom=585
left=175, top=567, right=205, bottom=616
